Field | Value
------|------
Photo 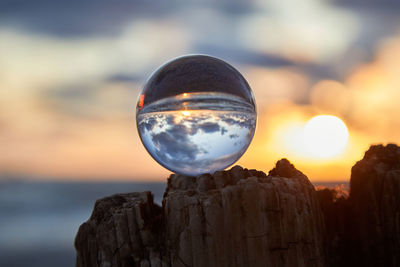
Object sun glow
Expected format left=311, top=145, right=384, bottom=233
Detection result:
left=302, top=115, right=349, bottom=159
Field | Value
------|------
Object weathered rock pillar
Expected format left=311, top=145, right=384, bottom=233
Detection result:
left=317, top=144, right=400, bottom=267
left=75, top=159, right=325, bottom=267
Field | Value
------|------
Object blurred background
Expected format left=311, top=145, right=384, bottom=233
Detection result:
left=1, top=0, right=399, bottom=266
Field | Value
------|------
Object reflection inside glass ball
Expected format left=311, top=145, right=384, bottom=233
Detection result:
left=136, top=55, right=256, bottom=176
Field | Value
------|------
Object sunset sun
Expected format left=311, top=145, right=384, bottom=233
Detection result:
left=302, top=115, right=349, bottom=159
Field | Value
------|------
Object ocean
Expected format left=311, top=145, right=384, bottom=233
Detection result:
left=0, top=180, right=347, bottom=267
left=0, top=181, right=166, bottom=267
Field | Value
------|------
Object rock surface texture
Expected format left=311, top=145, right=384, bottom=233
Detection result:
left=75, top=144, right=400, bottom=267
left=75, top=160, right=325, bottom=267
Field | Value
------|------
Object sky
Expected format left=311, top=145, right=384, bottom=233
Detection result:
left=1, top=0, right=400, bottom=181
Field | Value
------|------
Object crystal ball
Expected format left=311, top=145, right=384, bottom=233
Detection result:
left=136, top=55, right=256, bottom=176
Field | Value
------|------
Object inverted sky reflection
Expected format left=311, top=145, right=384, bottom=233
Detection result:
left=137, top=110, right=256, bottom=176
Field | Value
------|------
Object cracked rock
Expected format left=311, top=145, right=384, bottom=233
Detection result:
left=75, top=161, right=324, bottom=267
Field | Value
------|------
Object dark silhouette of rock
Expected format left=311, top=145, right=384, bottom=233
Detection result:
left=317, top=144, right=400, bottom=267
left=75, top=161, right=325, bottom=267
left=316, top=187, right=352, bottom=266
left=350, top=144, right=400, bottom=266
left=75, top=144, right=400, bottom=267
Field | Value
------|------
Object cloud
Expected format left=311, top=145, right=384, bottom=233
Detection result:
left=238, top=0, right=360, bottom=63
left=344, top=37, right=400, bottom=141
left=41, top=81, right=138, bottom=119
left=333, top=0, right=400, bottom=8
left=219, top=113, right=256, bottom=129
left=151, top=124, right=201, bottom=162
left=138, top=116, right=157, bottom=133
left=192, top=44, right=294, bottom=68
left=244, top=67, right=310, bottom=110
left=0, top=0, right=175, bottom=37
left=198, top=122, right=220, bottom=134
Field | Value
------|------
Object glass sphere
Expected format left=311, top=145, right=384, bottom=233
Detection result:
left=136, top=55, right=256, bottom=176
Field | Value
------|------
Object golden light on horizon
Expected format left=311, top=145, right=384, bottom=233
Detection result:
left=173, top=110, right=191, bottom=124
left=182, top=110, right=191, bottom=116
left=302, top=115, right=349, bottom=159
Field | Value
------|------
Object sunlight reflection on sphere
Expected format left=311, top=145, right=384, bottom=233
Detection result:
left=136, top=55, right=257, bottom=176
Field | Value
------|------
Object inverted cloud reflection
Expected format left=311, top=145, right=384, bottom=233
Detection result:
left=138, top=110, right=256, bottom=176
